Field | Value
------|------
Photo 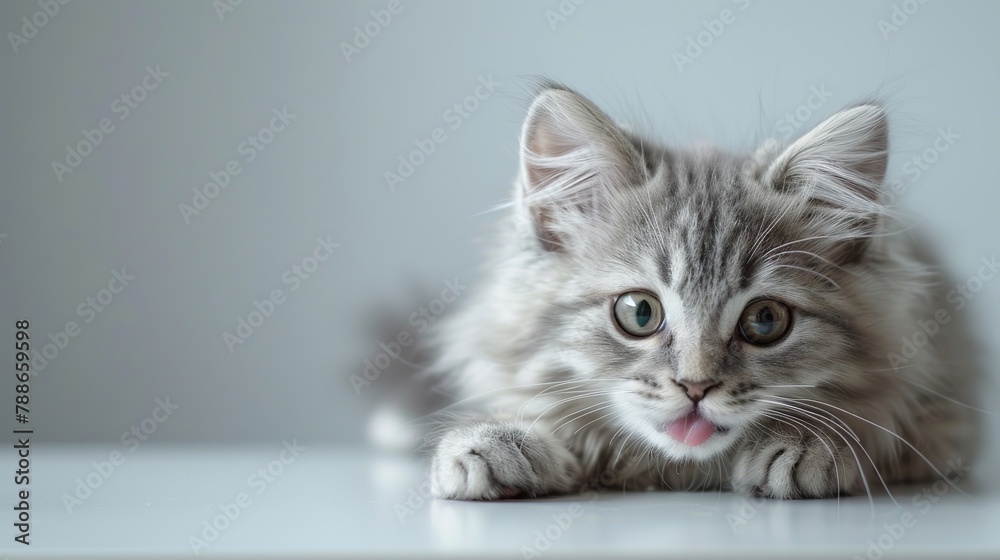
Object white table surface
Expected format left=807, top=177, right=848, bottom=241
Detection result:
left=3, top=445, right=999, bottom=559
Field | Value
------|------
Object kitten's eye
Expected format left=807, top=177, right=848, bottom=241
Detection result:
left=613, top=292, right=664, bottom=337
left=738, top=299, right=791, bottom=345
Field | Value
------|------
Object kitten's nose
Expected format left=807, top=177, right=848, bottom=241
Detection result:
left=675, top=380, right=720, bottom=403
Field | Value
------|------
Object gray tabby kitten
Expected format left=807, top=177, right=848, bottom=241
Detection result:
left=427, top=85, right=966, bottom=500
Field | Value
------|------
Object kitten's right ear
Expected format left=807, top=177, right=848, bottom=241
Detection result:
left=518, top=87, right=645, bottom=252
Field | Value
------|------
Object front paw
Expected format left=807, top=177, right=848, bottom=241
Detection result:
left=732, top=426, right=858, bottom=499
left=430, top=422, right=576, bottom=500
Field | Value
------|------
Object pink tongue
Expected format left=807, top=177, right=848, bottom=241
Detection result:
left=665, top=413, right=715, bottom=446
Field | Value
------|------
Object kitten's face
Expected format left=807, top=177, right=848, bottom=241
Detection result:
left=553, top=161, right=863, bottom=461
left=517, top=87, right=888, bottom=461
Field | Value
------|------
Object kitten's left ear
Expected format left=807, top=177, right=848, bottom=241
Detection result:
left=763, top=104, right=889, bottom=259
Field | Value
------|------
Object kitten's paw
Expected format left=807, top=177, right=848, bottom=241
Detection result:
left=732, top=427, right=858, bottom=499
left=430, top=422, right=577, bottom=500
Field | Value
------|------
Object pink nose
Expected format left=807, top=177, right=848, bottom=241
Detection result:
left=675, top=380, right=720, bottom=403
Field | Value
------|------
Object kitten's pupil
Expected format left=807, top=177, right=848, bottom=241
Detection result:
left=738, top=300, right=790, bottom=344
left=613, top=292, right=663, bottom=337
left=635, top=300, right=652, bottom=327
left=754, top=307, right=775, bottom=334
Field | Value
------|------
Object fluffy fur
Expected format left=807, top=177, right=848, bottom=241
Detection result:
left=425, top=85, right=969, bottom=500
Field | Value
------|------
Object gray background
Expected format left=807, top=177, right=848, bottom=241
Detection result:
left=1, top=0, right=997, bottom=470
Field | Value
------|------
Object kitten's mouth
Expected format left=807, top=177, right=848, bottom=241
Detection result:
left=662, top=412, right=722, bottom=446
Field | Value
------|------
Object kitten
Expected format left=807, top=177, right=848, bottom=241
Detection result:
left=426, top=84, right=969, bottom=500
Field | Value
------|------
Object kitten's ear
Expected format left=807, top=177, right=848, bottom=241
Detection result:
left=763, top=104, right=889, bottom=259
left=765, top=104, right=888, bottom=206
left=518, top=87, right=645, bottom=252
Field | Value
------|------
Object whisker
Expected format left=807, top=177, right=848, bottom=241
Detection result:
left=516, top=378, right=623, bottom=424
left=517, top=390, right=632, bottom=449
left=608, top=418, right=637, bottom=451
left=792, top=398, right=969, bottom=497
left=406, top=378, right=621, bottom=425
left=613, top=423, right=641, bottom=467
left=760, top=397, right=896, bottom=507
left=764, top=249, right=863, bottom=278
left=892, top=377, right=1000, bottom=417
left=759, top=410, right=846, bottom=508
left=766, top=263, right=841, bottom=289
left=761, top=384, right=817, bottom=388
left=550, top=402, right=617, bottom=434
left=572, top=408, right=625, bottom=436
left=748, top=194, right=800, bottom=264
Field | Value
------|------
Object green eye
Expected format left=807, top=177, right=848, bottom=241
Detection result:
left=738, top=299, right=791, bottom=345
left=613, top=292, right=664, bottom=337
